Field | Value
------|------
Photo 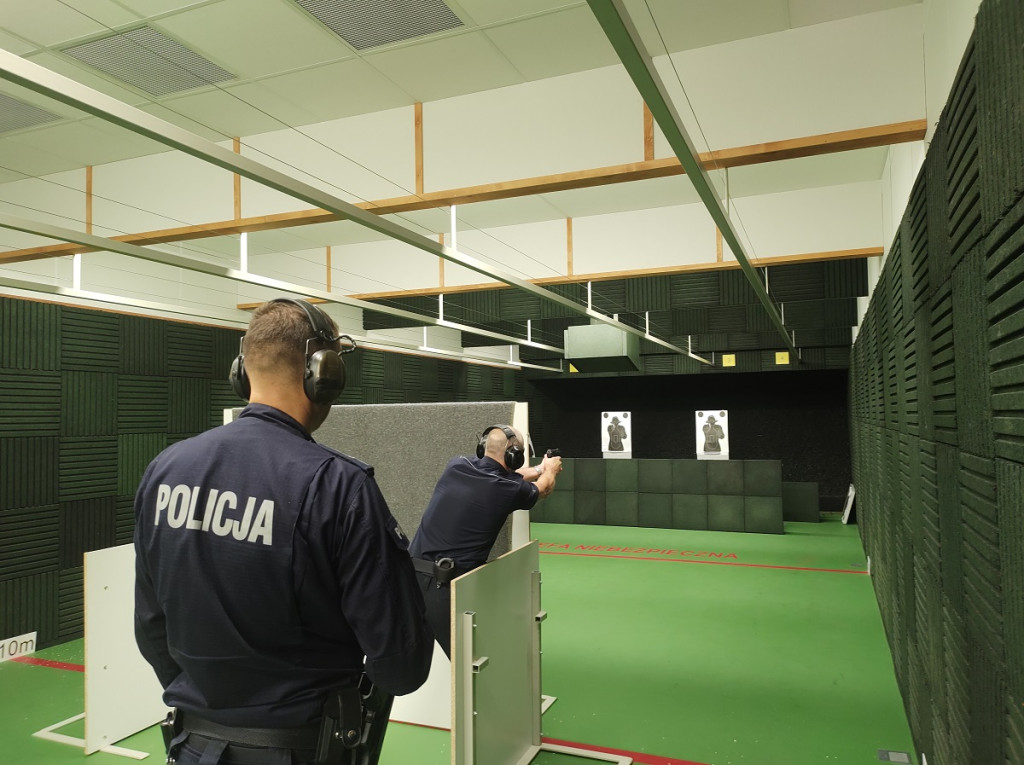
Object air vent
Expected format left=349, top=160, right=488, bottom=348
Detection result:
left=0, top=93, right=62, bottom=134
left=295, top=0, right=463, bottom=51
left=63, top=26, right=234, bottom=98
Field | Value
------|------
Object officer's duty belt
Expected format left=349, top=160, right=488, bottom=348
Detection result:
left=181, top=711, right=319, bottom=750
left=411, top=556, right=460, bottom=585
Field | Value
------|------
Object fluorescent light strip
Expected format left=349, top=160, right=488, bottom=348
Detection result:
left=0, top=213, right=563, bottom=354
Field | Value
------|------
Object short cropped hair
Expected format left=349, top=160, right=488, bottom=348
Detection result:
left=243, top=300, right=339, bottom=376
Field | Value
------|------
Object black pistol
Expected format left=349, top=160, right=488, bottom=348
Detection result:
left=545, top=448, right=561, bottom=458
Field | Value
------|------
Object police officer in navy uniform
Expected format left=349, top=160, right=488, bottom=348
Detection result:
left=134, top=298, right=433, bottom=764
left=408, top=425, right=562, bottom=657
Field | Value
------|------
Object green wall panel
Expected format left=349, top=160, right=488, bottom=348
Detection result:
left=118, top=376, right=170, bottom=432
left=0, top=571, right=58, bottom=646
left=118, top=433, right=168, bottom=495
left=672, top=459, right=707, bottom=493
left=707, top=460, right=744, bottom=495
left=605, top=459, right=637, bottom=492
left=708, top=495, right=744, bottom=532
left=59, top=498, right=116, bottom=568
left=62, top=307, right=119, bottom=372
left=57, top=566, right=84, bottom=642
left=61, top=371, right=117, bottom=437
left=0, top=297, right=60, bottom=370
left=58, top=436, right=118, bottom=502
left=637, top=493, right=671, bottom=528
left=0, top=505, right=59, bottom=581
left=0, top=437, right=58, bottom=510
left=167, top=323, right=212, bottom=378
left=169, top=377, right=211, bottom=434
left=637, top=459, right=672, bottom=493
left=574, top=458, right=606, bottom=491
left=573, top=491, right=605, bottom=525
left=0, top=371, right=61, bottom=436
left=605, top=492, right=638, bottom=527
left=744, top=496, right=784, bottom=534
left=671, top=494, right=707, bottom=530
left=120, top=314, right=167, bottom=376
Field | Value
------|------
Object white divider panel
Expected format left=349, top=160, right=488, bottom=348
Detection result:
left=453, top=541, right=540, bottom=765
left=83, top=544, right=168, bottom=754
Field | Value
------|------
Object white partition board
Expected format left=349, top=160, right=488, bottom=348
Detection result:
left=83, top=544, right=168, bottom=754
left=453, top=541, right=540, bottom=765
left=451, top=542, right=628, bottom=765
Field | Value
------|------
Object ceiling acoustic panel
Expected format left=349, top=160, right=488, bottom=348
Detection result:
left=294, top=0, right=463, bottom=51
left=0, top=92, right=62, bottom=134
left=62, top=25, right=235, bottom=97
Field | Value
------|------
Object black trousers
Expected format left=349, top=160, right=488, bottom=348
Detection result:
left=415, top=570, right=453, bottom=658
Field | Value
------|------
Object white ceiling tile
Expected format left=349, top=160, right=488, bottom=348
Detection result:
left=788, top=0, right=921, bottom=29
left=483, top=5, right=620, bottom=81
left=0, top=167, right=28, bottom=183
left=725, top=148, right=891, bottom=198
left=227, top=59, right=413, bottom=126
left=623, top=0, right=791, bottom=54
left=61, top=0, right=143, bottom=28
left=140, top=101, right=230, bottom=141
left=451, top=195, right=566, bottom=231
left=541, top=176, right=699, bottom=218
left=249, top=220, right=389, bottom=253
left=0, top=27, right=39, bottom=55
left=160, top=88, right=290, bottom=138
left=153, top=0, right=350, bottom=80
left=110, top=0, right=220, bottom=17
left=7, top=118, right=167, bottom=170
left=0, top=0, right=129, bottom=47
left=0, top=133, right=92, bottom=177
left=363, top=31, right=523, bottom=103
left=451, top=0, right=586, bottom=28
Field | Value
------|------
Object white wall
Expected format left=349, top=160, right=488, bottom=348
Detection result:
left=923, top=0, right=984, bottom=140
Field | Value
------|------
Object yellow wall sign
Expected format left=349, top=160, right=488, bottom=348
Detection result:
left=776, top=351, right=790, bottom=365
left=722, top=354, right=736, bottom=367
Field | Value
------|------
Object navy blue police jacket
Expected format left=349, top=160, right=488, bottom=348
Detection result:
left=133, top=403, right=432, bottom=728
left=408, top=455, right=539, bottom=570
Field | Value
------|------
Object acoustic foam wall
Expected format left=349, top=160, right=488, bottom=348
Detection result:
left=849, top=2, right=1024, bottom=760
left=0, top=300, right=246, bottom=648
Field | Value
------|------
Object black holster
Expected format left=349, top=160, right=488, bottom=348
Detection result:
left=160, top=708, right=183, bottom=764
left=314, top=674, right=394, bottom=765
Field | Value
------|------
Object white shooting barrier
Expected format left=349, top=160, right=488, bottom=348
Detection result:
left=83, top=544, right=168, bottom=755
left=452, top=541, right=629, bottom=765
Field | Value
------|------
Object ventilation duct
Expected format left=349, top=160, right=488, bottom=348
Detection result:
left=63, top=26, right=234, bottom=97
left=294, top=0, right=463, bottom=50
left=564, top=323, right=640, bottom=372
left=0, top=92, right=62, bottom=134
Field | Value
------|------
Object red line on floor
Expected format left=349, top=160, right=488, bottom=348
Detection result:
left=542, top=736, right=711, bottom=765
left=540, top=550, right=868, bottom=574
left=12, top=656, right=85, bottom=672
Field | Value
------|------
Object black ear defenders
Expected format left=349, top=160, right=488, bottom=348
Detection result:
left=476, top=424, right=526, bottom=471
left=229, top=298, right=355, bottom=405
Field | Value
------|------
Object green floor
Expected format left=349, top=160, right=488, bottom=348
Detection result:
left=0, top=520, right=915, bottom=765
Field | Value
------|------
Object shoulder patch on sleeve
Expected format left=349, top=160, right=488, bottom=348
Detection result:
left=391, top=519, right=410, bottom=550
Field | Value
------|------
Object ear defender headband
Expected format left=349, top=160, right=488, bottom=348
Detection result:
left=229, top=298, right=356, bottom=405
left=476, top=424, right=526, bottom=471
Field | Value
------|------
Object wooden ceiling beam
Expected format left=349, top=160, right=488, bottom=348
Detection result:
left=0, top=120, right=924, bottom=265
